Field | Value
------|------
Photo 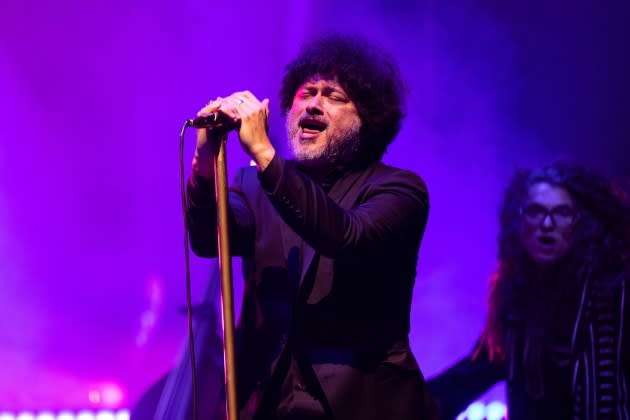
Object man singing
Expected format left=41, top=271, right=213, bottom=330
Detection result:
left=186, top=34, right=435, bottom=419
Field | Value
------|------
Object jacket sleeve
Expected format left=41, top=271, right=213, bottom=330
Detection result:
left=185, top=168, right=255, bottom=257
left=426, top=345, right=506, bottom=420
left=257, top=154, right=429, bottom=258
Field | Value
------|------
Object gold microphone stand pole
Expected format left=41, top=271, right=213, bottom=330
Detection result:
left=213, top=132, right=239, bottom=420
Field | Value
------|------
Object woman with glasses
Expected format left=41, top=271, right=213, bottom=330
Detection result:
left=428, top=163, right=630, bottom=420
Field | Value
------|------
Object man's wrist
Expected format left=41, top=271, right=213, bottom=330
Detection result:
left=252, top=146, right=276, bottom=172
left=193, top=148, right=214, bottom=178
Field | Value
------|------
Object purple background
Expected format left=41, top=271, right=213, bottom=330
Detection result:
left=1, top=0, right=628, bottom=412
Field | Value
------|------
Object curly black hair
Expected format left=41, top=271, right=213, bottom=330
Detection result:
left=478, top=162, right=630, bottom=397
left=280, top=34, right=406, bottom=163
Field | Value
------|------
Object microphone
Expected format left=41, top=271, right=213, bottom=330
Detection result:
left=187, top=112, right=239, bottom=131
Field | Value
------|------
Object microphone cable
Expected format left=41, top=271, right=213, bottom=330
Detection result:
left=179, top=119, right=199, bottom=420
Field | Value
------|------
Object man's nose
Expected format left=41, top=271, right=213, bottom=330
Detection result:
left=305, top=94, right=324, bottom=114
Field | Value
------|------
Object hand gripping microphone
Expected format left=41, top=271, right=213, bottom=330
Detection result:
left=187, top=112, right=239, bottom=132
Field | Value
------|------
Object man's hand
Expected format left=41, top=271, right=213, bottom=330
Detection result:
left=195, top=91, right=276, bottom=172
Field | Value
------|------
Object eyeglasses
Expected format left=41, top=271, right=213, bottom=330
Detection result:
left=520, top=203, right=578, bottom=227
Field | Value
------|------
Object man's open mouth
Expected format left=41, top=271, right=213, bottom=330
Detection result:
left=299, top=117, right=327, bottom=137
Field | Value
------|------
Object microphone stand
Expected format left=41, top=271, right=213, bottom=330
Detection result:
left=213, top=132, right=239, bottom=420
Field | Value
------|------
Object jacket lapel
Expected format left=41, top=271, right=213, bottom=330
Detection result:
left=279, top=219, right=303, bottom=293
left=298, top=164, right=376, bottom=286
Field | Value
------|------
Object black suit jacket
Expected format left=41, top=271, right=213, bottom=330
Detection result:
left=186, top=154, right=435, bottom=419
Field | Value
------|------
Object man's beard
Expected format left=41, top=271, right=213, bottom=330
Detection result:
left=286, top=121, right=362, bottom=168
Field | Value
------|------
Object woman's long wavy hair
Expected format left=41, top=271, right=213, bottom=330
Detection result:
left=477, top=163, right=630, bottom=397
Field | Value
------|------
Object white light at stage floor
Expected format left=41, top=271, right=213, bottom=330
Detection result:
left=486, top=401, right=507, bottom=420
left=465, top=402, right=486, bottom=420
left=0, top=410, right=128, bottom=420
left=455, top=401, right=508, bottom=420
left=75, top=411, right=95, bottom=420
left=94, top=411, right=115, bottom=420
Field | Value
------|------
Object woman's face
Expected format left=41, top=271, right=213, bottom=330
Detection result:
left=520, top=182, right=578, bottom=266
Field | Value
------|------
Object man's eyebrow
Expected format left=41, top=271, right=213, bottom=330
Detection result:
left=323, top=86, right=347, bottom=95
